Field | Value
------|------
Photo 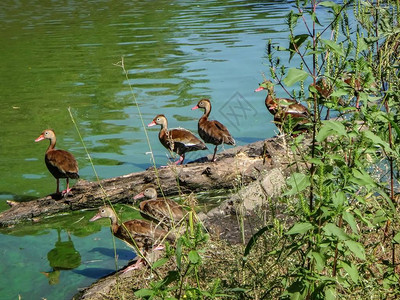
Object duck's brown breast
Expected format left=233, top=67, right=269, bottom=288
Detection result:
left=140, top=198, right=185, bottom=225
left=159, top=128, right=206, bottom=155
left=198, top=117, right=235, bottom=146
left=116, top=219, right=172, bottom=250
left=45, top=149, right=79, bottom=179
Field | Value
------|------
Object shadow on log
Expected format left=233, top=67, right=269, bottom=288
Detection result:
left=0, top=136, right=300, bottom=227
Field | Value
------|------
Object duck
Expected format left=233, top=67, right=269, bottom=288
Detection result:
left=148, top=114, right=207, bottom=165
left=133, top=185, right=186, bottom=229
left=313, top=77, right=334, bottom=100
left=343, top=73, right=364, bottom=109
left=311, top=77, right=347, bottom=119
left=314, top=74, right=369, bottom=110
left=90, top=206, right=174, bottom=271
left=191, top=99, right=235, bottom=161
left=35, top=129, right=79, bottom=195
left=255, top=80, right=310, bottom=131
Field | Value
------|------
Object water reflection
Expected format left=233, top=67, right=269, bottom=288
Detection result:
left=89, top=247, right=134, bottom=260
left=73, top=247, right=135, bottom=279
left=41, top=229, right=81, bottom=285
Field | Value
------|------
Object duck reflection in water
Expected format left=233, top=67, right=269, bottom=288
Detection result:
left=41, top=229, right=81, bottom=285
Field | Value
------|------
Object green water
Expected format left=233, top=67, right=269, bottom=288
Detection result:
left=0, top=0, right=299, bottom=298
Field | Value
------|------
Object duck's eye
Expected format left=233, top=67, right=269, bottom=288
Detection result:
left=101, top=209, right=105, bottom=213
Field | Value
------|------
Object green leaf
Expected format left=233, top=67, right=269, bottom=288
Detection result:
left=321, top=39, right=345, bottom=56
left=311, top=251, right=325, bottom=271
left=325, top=287, right=336, bottom=300
left=161, top=270, right=180, bottom=286
left=340, top=261, right=359, bottom=283
left=363, top=130, right=393, bottom=154
left=364, top=36, right=380, bottom=44
left=376, top=188, right=396, bottom=213
left=382, top=114, right=400, bottom=137
left=283, top=68, right=309, bottom=86
left=353, top=208, right=373, bottom=228
left=316, top=120, right=347, bottom=142
left=188, top=250, right=201, bottom=264
left=284, top=172, right=311, bottom=195
left=287, top=222, right=314, bottom=235
left=152, top=257, right=169, bottom=269
left=227, top=287, right=248, bottom=293
left=393, top=232, right=400, bottom=244
left=358, top=36, right=369, bottom=52
left=372, top=209, right=388, bottom=226
left=309, top=11, right=322, bottom=26
left=332, top=191, right=346, bottom=208
left=243, top=225, right=273, bottom=259
left=323, top=223, right=350, bottom=240
left=344, top=240, right=365, bottom=260
left=350, top=169, right=376, bottom=187
left=134, top=289, right=155, bottom=297
left=308, top=158, right=324, bottom=165
left=288, top=292, right=301, bottom=300
left=176, top=238, right=182, bottom=270
left=331, top=88, right=349, bottom=98
left=319, top=1, right=340, bottom=9
left=289, top=34, right=309, bottom=61
left=287, top=11, right=301, bottom=31
left=342, top=211, right=359, bottom=234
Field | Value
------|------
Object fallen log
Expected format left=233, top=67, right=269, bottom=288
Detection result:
left=0, top=136, right=301, bottom=227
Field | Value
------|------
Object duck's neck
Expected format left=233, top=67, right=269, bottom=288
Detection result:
left=202, top=105, right=211, bottom=119
left=160, top=118, right=171, bottom=137
left=109, top=215, right=120, bottom=234
left=265, top=88, right=277, bottom=106
left=160, top=119, right=168, bottom=131
left=158, top=121, right=168, bottom=140
left=46, top=137, right=56, bottom=153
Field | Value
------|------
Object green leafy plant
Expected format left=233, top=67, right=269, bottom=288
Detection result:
left=244, top=0, right=400, bottom=298
left=134, top=213, right=236, bottom=299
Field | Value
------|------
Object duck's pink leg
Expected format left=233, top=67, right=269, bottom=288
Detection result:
left=62, top=178, right=72, bottom=195
left=355, top=95, right=360, bottom=109
left=122, top=258, right=144, bottom=273
left=121, top=245, right=164, bottom=273
left=174, top=154, right=185, bottom=165
left=211, top=146, right=218, bottom=162
left=56, top=178, right=60, bottom=194
left=153, top=244, right=164, bottom=251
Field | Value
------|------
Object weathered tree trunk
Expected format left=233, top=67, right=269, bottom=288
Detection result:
left=0, top=136, right=298, bottom=227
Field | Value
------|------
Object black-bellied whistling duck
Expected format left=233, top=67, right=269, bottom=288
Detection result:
left=343, top=73, right=364, bottom=109
left=313, top=77, right=334, bottom=100
left=148, top=114, right=207, bottom=165
left=191, top=99, right=235, bottom=162
left=255, top=80, right=310, bottom=131
left=311, top=77, right=347, bottom=120
left=314, top=74, right=371, bottom=110
left=90, top=206, right=174, bottom=271
left=133, top=186, right=186, bottom=229
left=35, top=129, right=79, bottom=195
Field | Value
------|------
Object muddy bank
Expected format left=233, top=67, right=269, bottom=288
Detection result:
left=74, top=135, right=309, bottom=300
